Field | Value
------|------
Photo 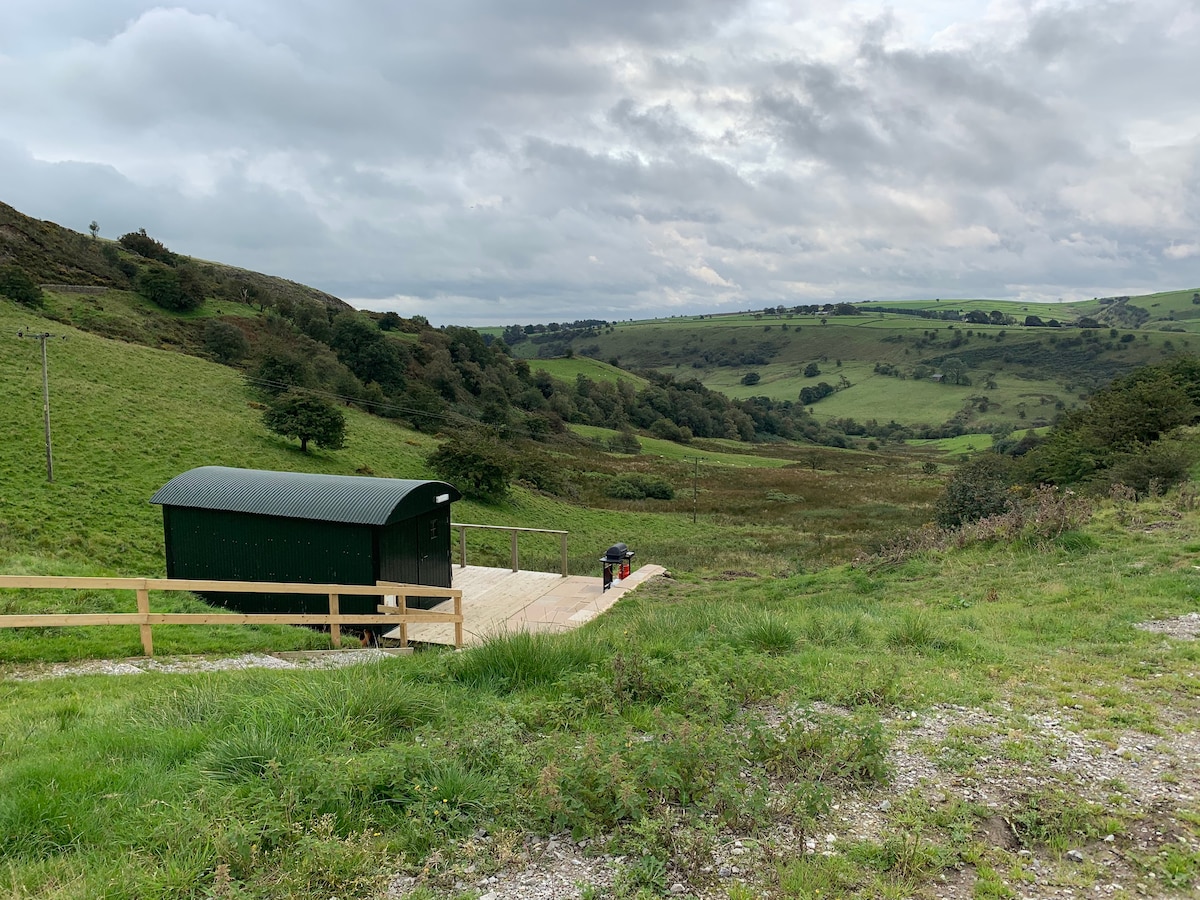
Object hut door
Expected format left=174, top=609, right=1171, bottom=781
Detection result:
left=418, top=512, right=452, bottom=588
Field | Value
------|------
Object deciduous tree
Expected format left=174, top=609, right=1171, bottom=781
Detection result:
left=262, top=391, right=346, bottom=453
left=426, top=433, right=515, bottom=501
left=0, top=266, right=43, bottom=307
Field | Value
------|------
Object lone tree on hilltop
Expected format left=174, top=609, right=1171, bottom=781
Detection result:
left=88, top=220, right=99, bottom=240
left=263, top=391, right=346, bottom=453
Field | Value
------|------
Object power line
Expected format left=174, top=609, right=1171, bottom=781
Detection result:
left=16, top=329, right=67, bottom=482
left=684, top=455, right=701, bottom=523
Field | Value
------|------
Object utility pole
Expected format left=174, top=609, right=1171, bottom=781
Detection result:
left=685, top=455, right=700, bottom=524
left=17, top=329, right=65, bottom=482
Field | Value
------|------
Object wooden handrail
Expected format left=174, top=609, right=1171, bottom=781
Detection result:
left=0, top=575, right=464, bottom=654
left=450, top=522, right=569, bottom=576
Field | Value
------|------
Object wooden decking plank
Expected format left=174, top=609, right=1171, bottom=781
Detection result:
left=385, top=565, right=666, bottom=646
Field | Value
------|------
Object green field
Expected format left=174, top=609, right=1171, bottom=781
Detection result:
left=562, top=300, right=1191, bottom=432
left=525, top=356, right=649, bottom=388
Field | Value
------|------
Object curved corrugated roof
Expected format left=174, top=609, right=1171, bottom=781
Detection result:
left=150, top=466, right=461, bottom=525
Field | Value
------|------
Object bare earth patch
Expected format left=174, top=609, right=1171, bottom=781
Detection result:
left=1136, top=612, right=1200, bottom=640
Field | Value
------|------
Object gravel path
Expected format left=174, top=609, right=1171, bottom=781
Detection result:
left=2, top=648, right=400, bottom=681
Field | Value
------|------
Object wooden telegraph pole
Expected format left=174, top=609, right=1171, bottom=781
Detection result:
left=17, top=329, right=65, bottom=482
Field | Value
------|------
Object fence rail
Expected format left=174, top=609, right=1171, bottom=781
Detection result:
left=0, top=576, right=463, bottom=654
left=451, top=522, right=569, bottom=576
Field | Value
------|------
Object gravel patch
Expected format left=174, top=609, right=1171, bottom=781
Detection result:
left=388, top=836, right=620, bottom=900
left=1136, top=612, right=1200, bottom=640
left=2, top=648, right=398, bottom=681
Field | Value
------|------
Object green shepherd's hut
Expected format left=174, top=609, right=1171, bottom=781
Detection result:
left=150, top=466, right=462, bottom=617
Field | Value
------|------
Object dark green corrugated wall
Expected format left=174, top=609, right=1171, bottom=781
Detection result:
left=163, top=507, right=379, bottom=615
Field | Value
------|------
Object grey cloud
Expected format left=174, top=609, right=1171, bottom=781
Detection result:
left=0, top=0, right=1197, bottom=323
left=608, top=99, right=700, bottom=146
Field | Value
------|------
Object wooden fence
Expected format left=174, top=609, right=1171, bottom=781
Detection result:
left=0, top=576, right=464, bottom=655
left=451, top=522, right=569, bottom=576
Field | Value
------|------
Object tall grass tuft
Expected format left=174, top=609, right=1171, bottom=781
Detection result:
left=886, top=611, right=960, bottom=653
left=301, top=666, right=445, bottom=739
left=450, top=630, right=602, bottom=691
left=199, top=720, right=295, bottom=781
left=803, top=609, right=874, bottom=648
left=737, top=615, right=798, bottom=655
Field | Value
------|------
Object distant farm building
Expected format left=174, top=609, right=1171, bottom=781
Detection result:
left=151, top=466, right=461, bottom=617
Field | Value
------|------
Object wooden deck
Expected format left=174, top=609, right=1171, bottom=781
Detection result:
left=384, top=564, right=666, bottom=646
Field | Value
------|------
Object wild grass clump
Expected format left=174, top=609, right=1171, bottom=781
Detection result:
left=802, top=609, right=874, bottom=648
left=449, top=630, right=602, bottom=691
left=819, top=660, right=904, bottom=708
left=736, top=615, right=798, bottom=655
left=1007, top=790, right=1123, bottom=852
left=744, top=711, right=890, bottom=785
left=886, top=612, right=963, bottom=655
left=533, top=720, right=746, bottom=835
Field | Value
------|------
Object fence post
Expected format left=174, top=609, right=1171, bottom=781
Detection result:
left=458, top=526, right=467, bottom=568
left=328, top=593, right=341, bottom=648
left=136, top=583, right=153, bottom=657
left=510, top=530, right=519, bottom=572
left=454, top=593, right=463, bottom=648
left=399, top=595, right=409, bottom=648
left=560, top=533, right=569, bottom=577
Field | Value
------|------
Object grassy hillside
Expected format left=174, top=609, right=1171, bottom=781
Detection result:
left=0, top=201, right=350, bottom=314
left=524, top=356, right=650, bottom=388
left=2, top=213, right=1199, bottom=898
left=560, top=302, right=1192, bottom=432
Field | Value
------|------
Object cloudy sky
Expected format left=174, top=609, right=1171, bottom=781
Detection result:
left=1, top=1, right=1197, bottom=324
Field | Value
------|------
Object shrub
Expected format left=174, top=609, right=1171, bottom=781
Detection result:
left=799, top=382, right=834, bottom=405
left=648, top=418, right=691, bottom=443
left=1102, top=439, right=1193, bottom=495
left=741, top=372, right=761, bottom=386
left=607, top=473, right=675, bottom=500
left=203, top=320, right=251, bottom=364
left=426, top=433, right=516, bottom=502
left=136, top=263, right=204, bottom=311
left=118, top=228, right=176, bottom=263
left=606, top=429, right=642, bottom=454
left=935, top=454, right=1015, bottom=528
left=0, top=266, right=43, bottom=307
left=513, top=449, right=567, bottom=495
